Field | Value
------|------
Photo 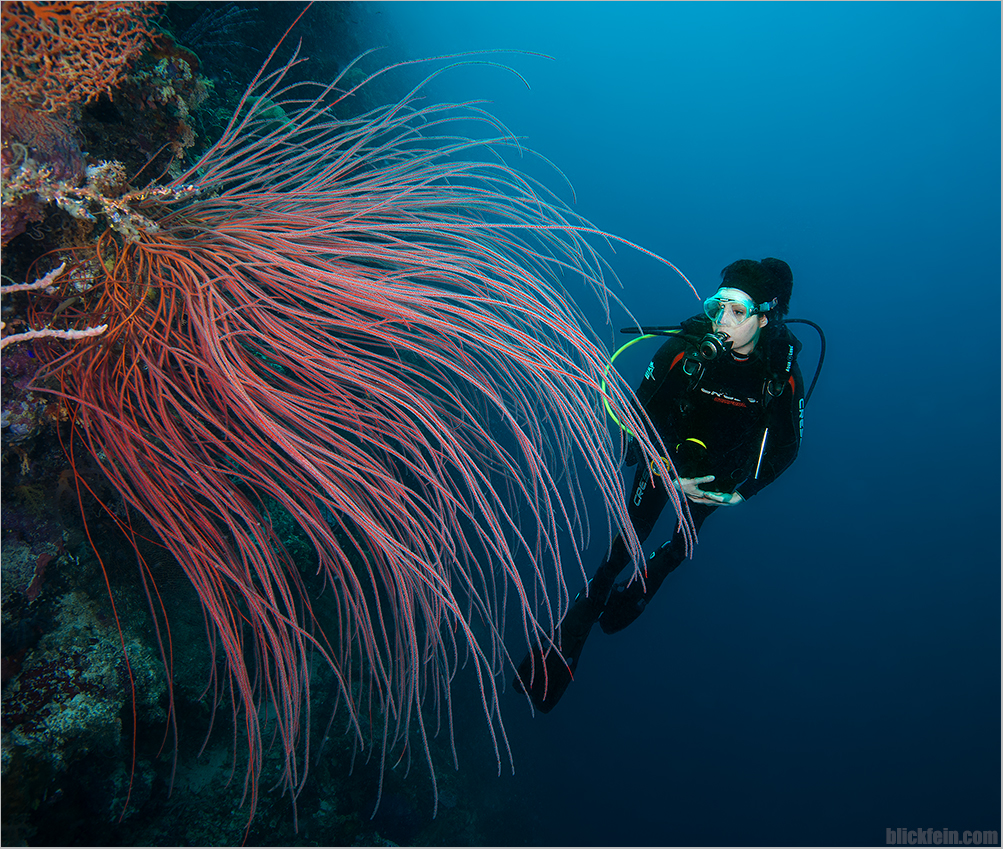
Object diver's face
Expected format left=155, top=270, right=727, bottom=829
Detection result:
left=711, top=292, right=768, bottom=355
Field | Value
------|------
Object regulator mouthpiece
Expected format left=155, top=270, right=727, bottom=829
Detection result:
left=698, top=331, right=732, bottom=361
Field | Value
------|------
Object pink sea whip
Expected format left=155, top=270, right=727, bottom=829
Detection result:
left=27, top=24, right=697, bottom=830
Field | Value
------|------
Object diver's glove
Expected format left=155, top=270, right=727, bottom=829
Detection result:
left=675, top=475, right=745, bottom=506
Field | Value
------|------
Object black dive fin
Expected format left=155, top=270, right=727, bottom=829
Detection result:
left=513, top=622, right=594, bottom=713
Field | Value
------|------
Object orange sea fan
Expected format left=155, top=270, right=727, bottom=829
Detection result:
left=1, top=1, right=161, bottom=112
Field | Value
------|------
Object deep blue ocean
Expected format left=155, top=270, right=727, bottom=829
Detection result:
left=2, top=2, right=997, bottom=846
left=366, top=2, right=1000, bottom=846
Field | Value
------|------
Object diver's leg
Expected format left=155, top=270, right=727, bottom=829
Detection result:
left=513, top=463, right=667, bottom=710
left=575, top=460, right=671, bottom=614
left=598, top=503, right=716, bottom=634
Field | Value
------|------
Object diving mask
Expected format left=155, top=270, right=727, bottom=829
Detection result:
left=703, top=288, right=777, bottom=326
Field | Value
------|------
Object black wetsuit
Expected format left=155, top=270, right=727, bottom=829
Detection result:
left=591, top=317, right=805, bottom=633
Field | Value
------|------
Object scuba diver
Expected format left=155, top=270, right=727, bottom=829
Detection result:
left=515, top=257, right=819, bottom=712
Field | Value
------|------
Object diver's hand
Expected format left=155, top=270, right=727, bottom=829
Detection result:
left=676, top=476, right=745, bottom=506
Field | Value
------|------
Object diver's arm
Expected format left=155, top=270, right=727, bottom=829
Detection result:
left=733, top=360, right=805, bottom=500
left=623, top=336, right=687, bottom=466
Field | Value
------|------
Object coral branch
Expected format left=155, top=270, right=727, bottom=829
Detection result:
left=0, top=325, right=108, bottom=351
left=0, top=261, right=65, bottom=294
left=1, top=263, right=107, bottom=349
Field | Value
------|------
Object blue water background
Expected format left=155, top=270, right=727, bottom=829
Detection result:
left=364, top=3, right=999, bottom=845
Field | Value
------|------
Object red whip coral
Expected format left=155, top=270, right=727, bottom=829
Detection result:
left=0, top=1, right=161, bottom=112
left=28, top=20, right=697, bottom=832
